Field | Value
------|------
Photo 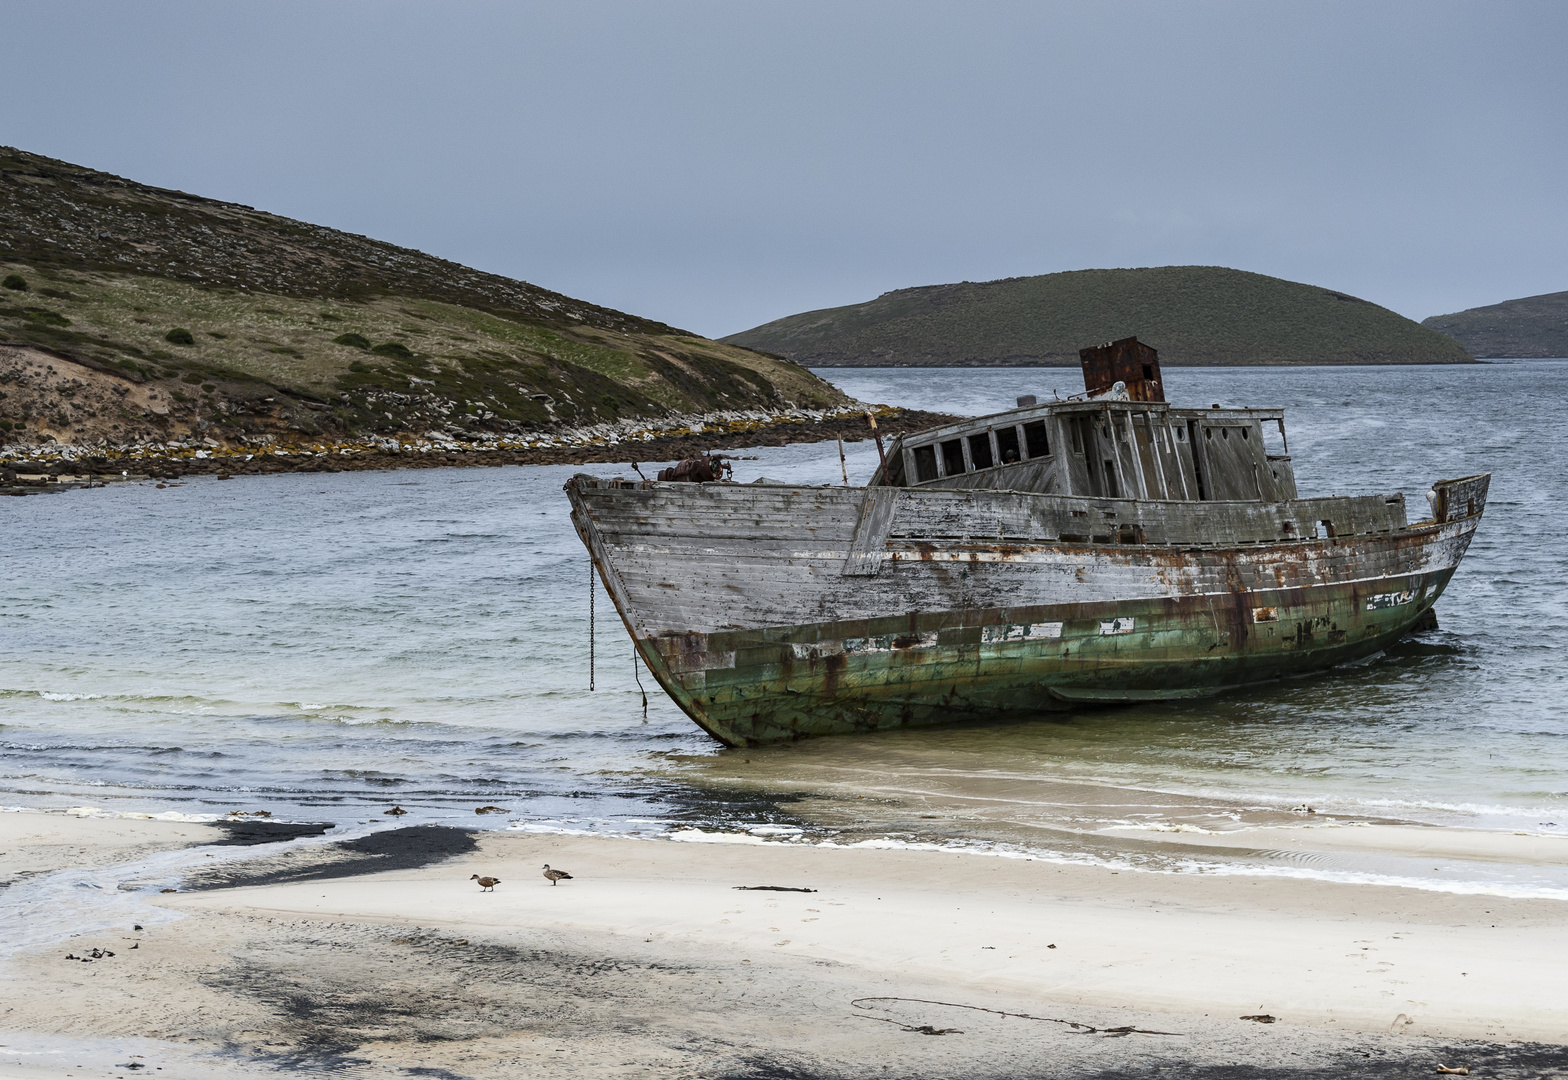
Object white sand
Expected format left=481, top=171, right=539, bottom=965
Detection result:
left=0, top=810, right=215, bottom=881
left=4, top=816, right=1567, bottom=1078
left=175, top=830, right=1568, bottom=1040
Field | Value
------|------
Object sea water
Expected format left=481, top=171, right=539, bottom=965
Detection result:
left=3, top=361, right=1566, bottom=898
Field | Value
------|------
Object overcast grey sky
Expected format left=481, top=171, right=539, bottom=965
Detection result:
left=3, top=1, right=1564, bottom=337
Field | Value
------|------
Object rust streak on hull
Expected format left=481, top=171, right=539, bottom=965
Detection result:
left=566, top=473, right=1488, bottom=747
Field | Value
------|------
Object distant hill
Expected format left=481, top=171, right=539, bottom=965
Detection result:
left=1421, top=290, right=1568, bottom=358
left=0, top=147, right=846, bottom=451
left=724, top=266, right=1474, bottom=367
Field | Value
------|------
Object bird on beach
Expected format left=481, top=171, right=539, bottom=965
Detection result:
left=542, top=864, right=573, bottom=886
left=470, top=874, right=501, bottom=892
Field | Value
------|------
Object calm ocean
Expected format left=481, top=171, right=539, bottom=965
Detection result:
left=4, top=362, right=1566, bottom=896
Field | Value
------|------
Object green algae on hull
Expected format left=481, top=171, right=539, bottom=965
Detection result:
left=566, top=473, right=1487, bottom=747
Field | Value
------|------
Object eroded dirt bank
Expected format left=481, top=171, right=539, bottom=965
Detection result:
left=1, top=341, right=954, bottom=488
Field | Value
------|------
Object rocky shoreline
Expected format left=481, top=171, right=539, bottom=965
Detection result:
left=1, top=406, right=956, bottom=493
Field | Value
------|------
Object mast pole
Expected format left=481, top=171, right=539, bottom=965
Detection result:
left=865, top=411, right=888, bottom=477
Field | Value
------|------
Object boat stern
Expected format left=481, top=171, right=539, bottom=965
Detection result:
left=1425, top=473, right=1491, bottom=526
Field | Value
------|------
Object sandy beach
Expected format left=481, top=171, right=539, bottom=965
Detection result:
left=4, top=812, right=1568, bottom=1079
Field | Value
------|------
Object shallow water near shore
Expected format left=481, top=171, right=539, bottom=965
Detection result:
left=3, top=361, right=1567, bottom=897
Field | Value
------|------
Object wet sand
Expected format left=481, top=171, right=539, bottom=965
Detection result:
left=4, top=814, right=1568, bottom=1078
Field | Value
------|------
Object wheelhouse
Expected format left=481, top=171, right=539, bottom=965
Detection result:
left=873, top=336, right=1297, bottom=503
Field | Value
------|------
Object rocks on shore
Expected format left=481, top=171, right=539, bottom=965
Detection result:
left=0, top=408, right=958, bottom=491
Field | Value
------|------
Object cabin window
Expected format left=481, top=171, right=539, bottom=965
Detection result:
left=1241, top=427, right=1250, bottom=440
left=996, top=425, right=1021, bottom=464
left=913, top=444, right=938, bottom=483
left=1023, top=420, right=1050, bottom=458
left=1142, top=363, right=1155, bottom=382
left=967, top=433, right=994, bottom=470
left=1262, top=422, right=1287, bottom=456
left=1070, top=420, right=1084, bottom=454
left=1205, top=427, right=1213, bottom=440
left=1175, top=427, right=1186, bottom=441
left=1315, top=520, right=1336, bottom=539
left=940, top=439, right=965, bottom=475
left=1103, top=463, right=1119, bottom=499
left=1221, top=428, right=1230, bottom=440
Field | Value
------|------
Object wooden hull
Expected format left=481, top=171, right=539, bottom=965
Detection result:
left=566, top=474, right=1488, bottom=746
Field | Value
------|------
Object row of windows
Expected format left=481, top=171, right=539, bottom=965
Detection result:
left=909, top=420, right=1051, bottom=483
left=901, top=415, right=1267, bottom=485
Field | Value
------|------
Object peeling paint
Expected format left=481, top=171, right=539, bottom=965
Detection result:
left=981, top=621, right=1063, bottom=643
left=1366, top=590, right=1415, bottom=611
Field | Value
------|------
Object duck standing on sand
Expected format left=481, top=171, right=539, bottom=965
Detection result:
left=470, top=874, right=501, bottom=892
left=542, top=864, right=573, bottom=886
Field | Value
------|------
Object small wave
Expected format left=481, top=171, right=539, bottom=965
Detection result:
left=2, top=687, right=230, bottom=707
left=822, top=837, right=955, bottom=852
left=507, top=821, right=601, bottom=837
left=505, top=819, right=676, bottom=839
left=1353, top=796, right=1568, bottom=819
left=280, top=708, right=421, bottom=728
left=667, top=827, right=776, bottom=845
left=1, top=742, right=197, bottom=755
left=1168, top=856, right=1568, bottom=902
left=63, top=806, right=220, bottom=822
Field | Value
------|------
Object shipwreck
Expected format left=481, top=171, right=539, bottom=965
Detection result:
left=566, top=337, right=1488, bottom=746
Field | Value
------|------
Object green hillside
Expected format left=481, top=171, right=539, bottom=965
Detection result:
left=725, top=266, right=1474, bottom=367
left=0, top=147, right=846, bottom=451
left=1422, top=290, right=1568, bottom=358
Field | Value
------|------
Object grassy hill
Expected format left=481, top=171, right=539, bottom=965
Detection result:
left=0, top=147, right=847, bottom=451
left=724, top=266, right=1474, bottom=367
left=1422, top=290, right=1568, bottom=358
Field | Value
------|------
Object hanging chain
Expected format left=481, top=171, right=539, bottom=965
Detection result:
left=588, top=554, right=595, bottom=691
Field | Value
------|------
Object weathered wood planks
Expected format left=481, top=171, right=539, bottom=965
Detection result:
left=565, top=472, right=1489, bottom=745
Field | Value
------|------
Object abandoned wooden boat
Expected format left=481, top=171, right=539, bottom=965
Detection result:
left=566, top=338, right=1488, bottom=746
